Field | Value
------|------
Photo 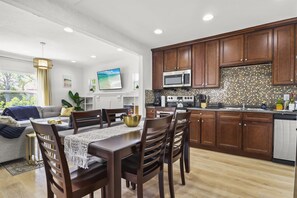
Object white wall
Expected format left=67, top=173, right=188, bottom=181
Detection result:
left=2, top=0, right=152, bottom=114
left=0, top=56, right=83, bottom=106
left=50, top=63, right=83, bottom=106
left=82, top=56, right=139, bottom=95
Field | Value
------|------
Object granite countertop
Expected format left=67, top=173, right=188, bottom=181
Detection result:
left=187, top=107, right=297, bottom=115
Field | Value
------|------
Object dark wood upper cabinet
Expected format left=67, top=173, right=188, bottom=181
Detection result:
left=205, top=40, right=220, bottom=88
left=152, top=51, right=164, bottom=90
left=220, top=35, right=244, bottom=66
left=192, top=40, right=219, bottom=88
left=220, top=29, right=272, bottom=67
left=192, top=43, right=205, bottom=88
left=272, top=25, right=295, bottom=85
left=295, top=25, right=297, bottom=83
left=163, top=48, right=177, bottom=72
left=164, top=46, right=191, bottom=72
left=245, top=29, right=272, bottom=63
left=177, top=46, right=192, bottom=70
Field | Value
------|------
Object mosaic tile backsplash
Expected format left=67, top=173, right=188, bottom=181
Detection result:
left=145, top=64, right=297, bottom=108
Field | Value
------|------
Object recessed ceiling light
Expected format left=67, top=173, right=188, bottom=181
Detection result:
left=64, top=27, right=74, bottom=33
left=154, top=29, right=163, bottom=35
left=90, top=55, right=96, bottom=58
left=203, top=14, right=214, bottom=21
left=117, top=48, right=123, bottom=52
left=71, top=60, right=76, bottom=63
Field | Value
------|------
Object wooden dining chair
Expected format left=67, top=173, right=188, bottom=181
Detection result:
left=30, top=120, right=108, bottom=198
left=121, top=115, right=173, bottom=198
left=104, top=108, right=129, bottom=127
left=72, top=109, right=103, bottom=134
left=155, top=107, right=176, bottom=118
left=165, top=111, right=191, bottom=198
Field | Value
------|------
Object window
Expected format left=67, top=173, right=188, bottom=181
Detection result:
left=0, top=71, right=37, bottom=109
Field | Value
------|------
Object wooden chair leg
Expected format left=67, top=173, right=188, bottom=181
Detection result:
left=137, top=182, right=143, bottom=198
left=126, top=180, right=130, bottom=188
left=89, top=192, right=94, bottom=198
left=159, top=171, right=165, bottom=198
left=101, top=186, right=106, bottom=198
left=180, top=157, right=185, bottom=185
left=132, top=182, right=136, bottom=190
left=168, top=163, right=175, bottom=198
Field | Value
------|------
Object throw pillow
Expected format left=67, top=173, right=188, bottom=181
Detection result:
left=0, top=115, right=20, bottom=127
left=60, top=107, right=74, bottom=117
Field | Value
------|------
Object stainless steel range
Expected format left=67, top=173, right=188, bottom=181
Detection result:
left=166, top=96, right=194, bottom=109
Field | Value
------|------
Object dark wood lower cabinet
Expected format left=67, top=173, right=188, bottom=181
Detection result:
left=190, top=110, right=273, bottom=161
left=217, top=112, right=242, bottom=150
left=242, top=121, right=272, bottom=156
left=200, top=115, right=216, bottom=146
left=190, top=113, right=201, bottom=145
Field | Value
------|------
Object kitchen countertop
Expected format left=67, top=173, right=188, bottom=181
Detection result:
left=187, top=107, right=297, bottom=115
left=146, top=104, right=297, bottom=115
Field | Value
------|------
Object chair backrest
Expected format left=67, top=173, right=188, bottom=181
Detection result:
left=168, top=111, right=191, bottom=159
left=155, top=107, right=176, bottom=118
left=138, top=115, right=173, bottom=175
left=30, top=120, right=72, bottom=197
left=72, top=110, right=103, bottom=134
left=104, top=108, right=129, bottom=127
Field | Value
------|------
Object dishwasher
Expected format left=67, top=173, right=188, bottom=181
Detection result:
left=273, top=113, right=297, bottom=165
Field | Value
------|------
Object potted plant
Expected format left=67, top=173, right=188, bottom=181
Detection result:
left=276, top=98, right=283, bottom=110
left=61, top=91, right=84, bottom=111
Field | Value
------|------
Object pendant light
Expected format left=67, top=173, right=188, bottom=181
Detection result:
left=33, top=42, right=53, bottom=69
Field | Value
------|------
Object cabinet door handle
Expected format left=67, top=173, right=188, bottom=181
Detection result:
left=244, top=124, right=247, bottom=127
left=177, top=67, right=180, bottom=69
left=291, top=79, right=293, bottom=82
left=240, top=58, right=243, bottom=62
left=239, top=123, right=241, bottom=126
left=197, top=120, right=200, bottom=122
left=245, top=58, right=247, bottom=61
left=201, top=120, right=204, bottom=123
left=202, top=83, right=204, bottom=86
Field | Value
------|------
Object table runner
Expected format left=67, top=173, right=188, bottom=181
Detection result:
left=64, top=121, right=144, bottom=169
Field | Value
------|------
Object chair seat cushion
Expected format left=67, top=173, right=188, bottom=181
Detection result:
left=122, top=154, right=160, bottom=176
left=71, top=159, right=107, bottom=192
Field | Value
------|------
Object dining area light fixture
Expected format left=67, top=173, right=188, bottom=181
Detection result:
left=33, top=42, right=53, bottom=69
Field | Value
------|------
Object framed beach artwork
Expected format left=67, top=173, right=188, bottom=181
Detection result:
left=63, top=75, right=72, bottom=88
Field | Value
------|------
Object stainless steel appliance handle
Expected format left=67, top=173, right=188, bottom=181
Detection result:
left=181, top=73, right=184, bottom=84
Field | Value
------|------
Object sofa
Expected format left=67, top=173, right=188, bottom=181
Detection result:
left=0, top=106, right=71, bottom=163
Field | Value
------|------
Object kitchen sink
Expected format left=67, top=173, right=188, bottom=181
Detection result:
left=224, top=107, right=242, bottom=110
left=245, top=108, right=265, bottom=111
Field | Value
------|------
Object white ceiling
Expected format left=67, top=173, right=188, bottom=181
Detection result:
left=0, top=1, right=137, bottom=67
left=0, top=0, right=296, bottom=67
left=61, top=0, right=297, bottom=48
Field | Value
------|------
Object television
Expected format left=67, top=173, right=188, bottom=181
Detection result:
left=97, top=68, right=122, bottom=90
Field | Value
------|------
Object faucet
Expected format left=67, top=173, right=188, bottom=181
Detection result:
left=242, top=103, right=246, bottom=110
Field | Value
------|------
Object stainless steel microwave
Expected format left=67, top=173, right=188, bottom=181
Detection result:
left=163, top=69, right=191, bottom=88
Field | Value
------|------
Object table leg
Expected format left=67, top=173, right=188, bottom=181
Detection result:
left=107, top=151, right=122, bottom=198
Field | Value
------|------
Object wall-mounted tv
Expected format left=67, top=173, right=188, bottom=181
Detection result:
left=97, top=68, right=122, bottom=90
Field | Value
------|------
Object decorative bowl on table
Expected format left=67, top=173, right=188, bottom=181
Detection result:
left=123, top=115, right=142, bottom=127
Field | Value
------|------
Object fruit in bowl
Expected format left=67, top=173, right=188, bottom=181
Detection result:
left=123, top=115, right=141, bottom=127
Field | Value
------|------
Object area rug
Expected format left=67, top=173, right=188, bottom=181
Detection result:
left=0, top=158, right=43, bottom=176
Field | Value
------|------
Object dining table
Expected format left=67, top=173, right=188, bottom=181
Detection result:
left=60, top=121, right=190, bottom=198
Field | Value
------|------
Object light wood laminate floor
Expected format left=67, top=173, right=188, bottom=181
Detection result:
left=0, top=148, right=294, bottom=198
